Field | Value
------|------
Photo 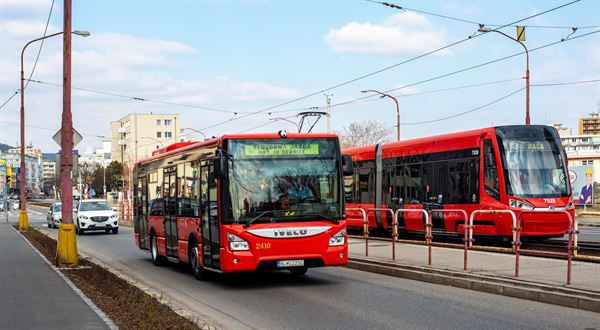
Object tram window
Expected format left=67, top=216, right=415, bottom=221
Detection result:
left=406, top=164, right=421, bottom=203
left=484, top=139, right=500, bottom=200
left=357, top=166, right=375, bottom=204
left=344, top=174, right=354, bottom=203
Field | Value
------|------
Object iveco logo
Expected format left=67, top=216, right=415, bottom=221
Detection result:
left=274, top=228, right=308, bottom=237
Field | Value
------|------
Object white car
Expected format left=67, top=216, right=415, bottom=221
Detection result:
left=74, top=199, right=119, bottom=235
left=46, top=202, right=62, bottom=228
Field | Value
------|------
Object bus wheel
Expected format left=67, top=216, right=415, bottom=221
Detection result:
left=290, top=267, right=308, bottom=276
left=151, top=232, right=163, bottom=266
left=189, top=241, right=208, bottom=280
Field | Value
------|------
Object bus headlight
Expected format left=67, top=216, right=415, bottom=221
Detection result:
left=227, top=233, right=249, bottom=251
left=509, top=199, right=534, bottom=210
left=329, top=229, right=346, bottom=246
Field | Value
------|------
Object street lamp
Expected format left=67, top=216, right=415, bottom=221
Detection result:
left=269, top=117, right=301, bottom=132
left=361, top=89, right=400, bottom=141
left=19, top=30, right=90, bottom=231
left=181, top=127, right=207, bottom=140
left=478, top=25, right=530, bottom=125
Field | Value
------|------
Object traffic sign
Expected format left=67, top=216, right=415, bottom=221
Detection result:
left=52, top=128, right=83, bottom=148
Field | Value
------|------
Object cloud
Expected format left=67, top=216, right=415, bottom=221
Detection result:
left=323, top=12, right=450, bottom=55
left=0, top=7, right=301, bottom=152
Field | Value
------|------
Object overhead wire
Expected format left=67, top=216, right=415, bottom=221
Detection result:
left=0, top=0, right=55, bottom=110
left=289, top=28, right=600, bottom=113
left=195, top=0, right=585, bottom=132
left=369, top=0, right=598, bottom=30
left=25, top=79, right=241, bottom=114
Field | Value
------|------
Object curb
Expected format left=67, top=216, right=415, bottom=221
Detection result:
left=9, top=225, right=118, bottom=330
left=346, top=257, right=600, bottom=313
left=35, top=226, right=219, bottom=330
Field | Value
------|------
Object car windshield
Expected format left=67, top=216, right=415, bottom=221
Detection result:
left=222, top=138, right=342, bottom=224
left=496, top=126, right=570, bottom=198
left=80, top=201, right=112, bottom=212
left=53, top=204, right=62, bottom=212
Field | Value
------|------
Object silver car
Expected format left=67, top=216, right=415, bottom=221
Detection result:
left=46, top=202, right=62, bottom=228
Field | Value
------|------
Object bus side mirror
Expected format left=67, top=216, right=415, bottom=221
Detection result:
left=342, top=155, right=354, bottom=176
left=214, top=151, right=228, bottom=180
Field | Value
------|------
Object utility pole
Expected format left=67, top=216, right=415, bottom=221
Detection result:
left=324, top=93, right=332, bottom=133
left=56, top=0, right=78, bottom=267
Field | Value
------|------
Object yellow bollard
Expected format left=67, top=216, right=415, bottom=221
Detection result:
left=56, top=223, right=78, bottom=267
left=18, top=210, right=28, bottom=231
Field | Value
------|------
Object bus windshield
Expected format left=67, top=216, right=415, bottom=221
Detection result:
left=496, top=126, right=570, bottom=198
left=222, top=138, right=342, bottom=224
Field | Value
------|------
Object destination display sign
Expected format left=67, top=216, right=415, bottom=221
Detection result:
left=244, top=143, right=319, bottom=156
left=508, top=141, right=550, bottom=151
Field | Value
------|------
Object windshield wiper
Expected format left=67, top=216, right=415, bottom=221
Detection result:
left=296, top=213, right=339, bottom=225
left=243, top=210, right=287, bottom=229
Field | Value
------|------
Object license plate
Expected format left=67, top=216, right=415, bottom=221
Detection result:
left=277, top=259, right=304, bottom=268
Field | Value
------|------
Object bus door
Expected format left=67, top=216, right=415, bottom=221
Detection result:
left=136, top=176, right=149, bottom=249
left=163, top=167, right=179, bottom=258
left=200, top=162, right=220, bottom=269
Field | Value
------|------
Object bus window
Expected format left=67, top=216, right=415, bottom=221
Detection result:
left=484, top=139, right=501, bottom=200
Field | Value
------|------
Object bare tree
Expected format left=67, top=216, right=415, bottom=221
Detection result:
left=337, top=120, right=393, bottom=149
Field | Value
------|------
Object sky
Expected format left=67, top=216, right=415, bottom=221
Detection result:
left=0, top=0, right=599, bottom=154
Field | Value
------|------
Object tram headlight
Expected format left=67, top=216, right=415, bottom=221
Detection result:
left=329, top=229, right=346, bottom=246
left=566, top=196, right=574, bottom=209
left=227, top=233, right=250, bottom=251
left=509, top=199, right=534, bottom=210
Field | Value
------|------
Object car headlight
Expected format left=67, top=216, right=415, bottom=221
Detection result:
left=329, top=228, right=346, bottom=246
left=79, top=215, right=89, bottom=220
left=110, top=214, right=117, bottom=219
left=227, top=233, right=249, bottom=251
left=509, top=199, right=534, bottom=210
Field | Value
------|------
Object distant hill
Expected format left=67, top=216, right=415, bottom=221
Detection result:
left=0, top=143, right=13, bottom=153
left=42, top=153, right=56, bottom=161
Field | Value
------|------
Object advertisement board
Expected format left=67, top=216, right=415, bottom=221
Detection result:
left=570, top=165, right=594, bottom=205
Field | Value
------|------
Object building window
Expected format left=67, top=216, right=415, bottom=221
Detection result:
left=165, top=131, right=173, bottom=138
left=165, top=119, right=172, bottom=126
left=583, top=160, right=594, bottom=165
left=157, top=132, right=162, bottom=138
left=156, top=119, right=161, bottom=126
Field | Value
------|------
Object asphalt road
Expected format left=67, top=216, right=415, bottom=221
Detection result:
left=20, top=205, right=600, bottom=329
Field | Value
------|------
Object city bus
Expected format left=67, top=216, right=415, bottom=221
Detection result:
left=133, top=132, right=353, bottom=279
left=343, top=125, right=574, bottom=240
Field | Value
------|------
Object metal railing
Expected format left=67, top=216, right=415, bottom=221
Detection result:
left=366, top=208, right=397, bottom=259
left=428, top=209, right=470, bottom=270
left=346, top=208, right=369, bottom=256
left=516, top=210, right=576, bottom=285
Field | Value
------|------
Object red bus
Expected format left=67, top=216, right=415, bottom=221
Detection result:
left=133, top=132, right=353, bottom=279
left=343, top=125, right=574, bottom=240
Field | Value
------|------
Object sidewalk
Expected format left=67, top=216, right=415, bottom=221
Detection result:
left=0, top=222, right=110, bottom=330
left=348, top=238, right=600, bottom=293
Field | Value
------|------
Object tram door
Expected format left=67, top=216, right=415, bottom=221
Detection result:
left=136, top=176, right=149, bottom=249
left=200, top=161, right=220, bottom=269
left=163, top=167, right=179, bottom=258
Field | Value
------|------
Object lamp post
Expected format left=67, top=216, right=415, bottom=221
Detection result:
left=361, top=89, right=400, bottom=141
left=19, top=30, right=90, bottom=231
left=478, top=26, right=530, bottom=125
left=181, top=127, right=207, bottom=140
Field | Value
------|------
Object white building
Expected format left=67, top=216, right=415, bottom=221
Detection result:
left=561, top=134, right=600, bottom=183
left=110, top=113, right=181, bottom=167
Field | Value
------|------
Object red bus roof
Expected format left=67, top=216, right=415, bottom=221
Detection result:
left=343, top=126, right=498, bottom=161
left=137, top=132, right=340, bottom=166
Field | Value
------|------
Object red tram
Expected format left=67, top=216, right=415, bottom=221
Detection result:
left=343, top=125, right=574, bottom=239
left=133, top=132, right=353, bottom=279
